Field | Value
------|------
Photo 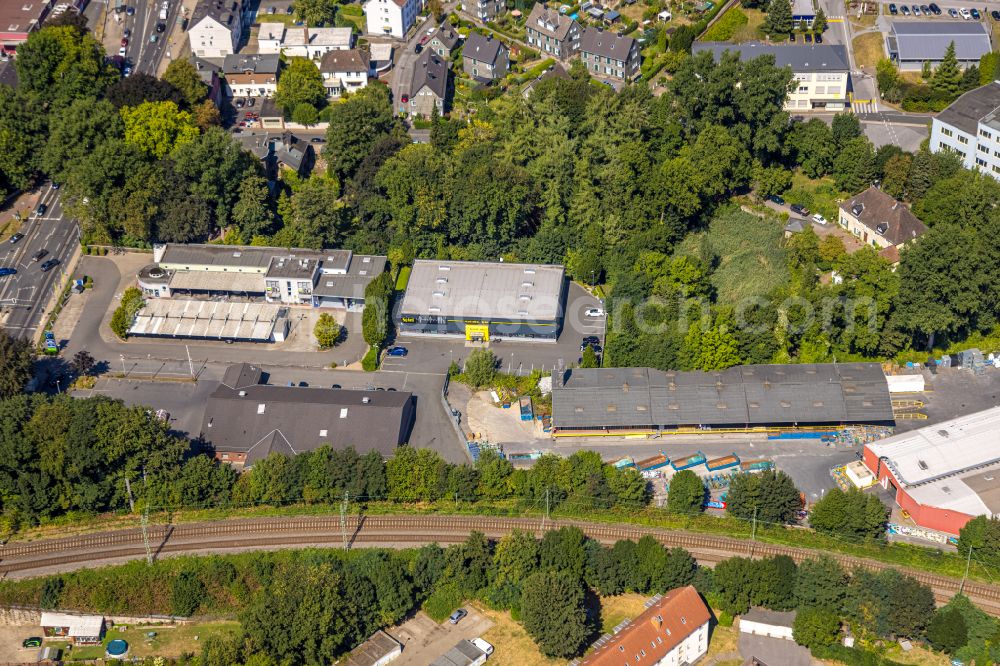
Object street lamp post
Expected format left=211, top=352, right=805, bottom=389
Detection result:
left=120, top=354, right=126, bottom=375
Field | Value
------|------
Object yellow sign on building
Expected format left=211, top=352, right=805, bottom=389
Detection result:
left=465, top=323, right=489, bottom=341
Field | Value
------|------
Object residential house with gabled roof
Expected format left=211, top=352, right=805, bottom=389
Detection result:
left=364, top=0, right=423, bottom=38
left=223, top=53, right=280, bottom=98
left=320, top=49, right=372, bottom=98
left=405, top=49, right=449, bottom=117
left=428, top=21, right=461, bottom=58
left=837, top=186, right=927, bottom=252
left=462, top=0, right=504, bottom=21
left=573, top=586, right=711, bottom=666
left=189, top=0, right=248, bottom=59
left=525, top=4, right=581, bottom=59
left=463, top=32, right=509, bottom=82
left=579, top=27, right=640, bottom=81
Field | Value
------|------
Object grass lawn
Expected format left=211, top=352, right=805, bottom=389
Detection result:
left=702, top=6, right=765, bottom=42
left=786, top=172, right=849, bottom=225
left=676, top=206, right=789, bottom=304
left=732, top=8, right=766, bottom=41
left=704, top=618, right=740, bottom=665
left=395, top=265, right=412, bottom=292
left=478, top=606, right=562, bottom=666
left=52, top=621, right=240, bottom=662
left=598, top=593, right=649, bottom=634
left=852, top=32, right=885, bottom=69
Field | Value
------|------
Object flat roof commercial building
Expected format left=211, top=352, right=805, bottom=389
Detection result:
left=137, top=243, right=387, bottom=311
left=863, top=406, right=1000, bottom=535
left=201, top=364, right=415, bottom=468
left=551, top=363, right=893, bottom=434
left=127, top=300, right=290, bottom=343
left=885, top=22, right=991, bottom=69
left=931, top=81, right=1000, bottom=180
left=397, top=260, right=566, bottom=342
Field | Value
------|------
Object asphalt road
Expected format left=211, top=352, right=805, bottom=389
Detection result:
left=118, top=0, right=182, bottom=76
left=0, top=184, right=79, bottom=340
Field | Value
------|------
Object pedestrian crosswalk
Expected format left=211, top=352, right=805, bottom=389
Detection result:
left=852, top=100, right=877, bottom=113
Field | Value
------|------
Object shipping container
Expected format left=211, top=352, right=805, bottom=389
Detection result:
left=636, top=453, right=670, bottom=471
left=670, top=452, right=706, bottom=470
left=706, top=454, right=740, bottom=471
left=519, top=396, right=533, bottom=421
left=740, top=459, right=774, bottom=472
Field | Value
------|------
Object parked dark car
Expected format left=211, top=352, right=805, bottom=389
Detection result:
left=789, top=31, right=796, bottom=41
left=9, top=233, right=24, bottom=244
left=900, top=5, right=910, bottom=14
left=814, top=33, right=822, bottom=42
left=992, top=9, right=1000, bottom=19
left=928, top=3, right=941, bottom=14
left=804, top=32, right=812, bottom=42
left=156, top=22, right=166, bottom=32
left=971, top=8, right=981, bottom=19
left=767, top=194, right=785, bottom=205
left=40, top=258, right=59, bottom=272
left=0, top=268, right=16, bottom=277
left=387, top=346, right=409, bottom=357
left=889, top=3, right=898, bottom=14
left=581, top=335, right=600, bottom=347
left=790, top=203, right=810, bottom=216
left=22, top=638, right=42, bottom=649
left=920, top=5, right=930, bottom=14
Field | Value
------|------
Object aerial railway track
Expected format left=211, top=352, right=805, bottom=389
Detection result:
left=2, top=515, right=998, bottom=615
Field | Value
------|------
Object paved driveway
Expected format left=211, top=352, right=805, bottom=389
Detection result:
left=390, top=609, right=493, bottom=666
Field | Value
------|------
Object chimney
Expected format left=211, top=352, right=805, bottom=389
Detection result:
left=650, top=615, right=662, bottom=629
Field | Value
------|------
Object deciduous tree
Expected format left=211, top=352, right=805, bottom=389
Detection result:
left=275, top=58, right=326, bottom=113
left=520, top=571, right=590, bottom=658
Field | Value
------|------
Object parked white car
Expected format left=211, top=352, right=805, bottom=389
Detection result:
left=812, top=213, right=827, bottom=225
left=471, top=638, right=494, bottom=656
left=959, top=7, right=972, bottom=18
left=585, top=307, right=605, bottom=317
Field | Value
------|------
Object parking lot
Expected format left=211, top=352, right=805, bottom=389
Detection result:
left=390, top=609, right=493, bottom=666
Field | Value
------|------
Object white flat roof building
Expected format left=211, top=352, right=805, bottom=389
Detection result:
left=864, top=406, right=1000, bottom=528
left=397, top=260, right=566, bottom=341
left=401, top=260, right=564, bottom=320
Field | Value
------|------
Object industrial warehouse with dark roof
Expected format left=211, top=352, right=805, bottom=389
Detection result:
left=200, top=364, right=415, bottom=467
left=397, top=260, right=566, bottom=342
left=551, top=363, right=893, bottom=434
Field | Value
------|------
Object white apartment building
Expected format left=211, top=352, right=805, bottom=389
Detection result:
left=363, top=0, right=423, bottom=39
left=189, top=0, right=246, bottom=59
left=576, top=587, right=711, bottom=666
left=257, top=23, right=353, bottom=59
left=693, top=42, right=850, bottom=111
left=931, top=81, right=1000, bottom=180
